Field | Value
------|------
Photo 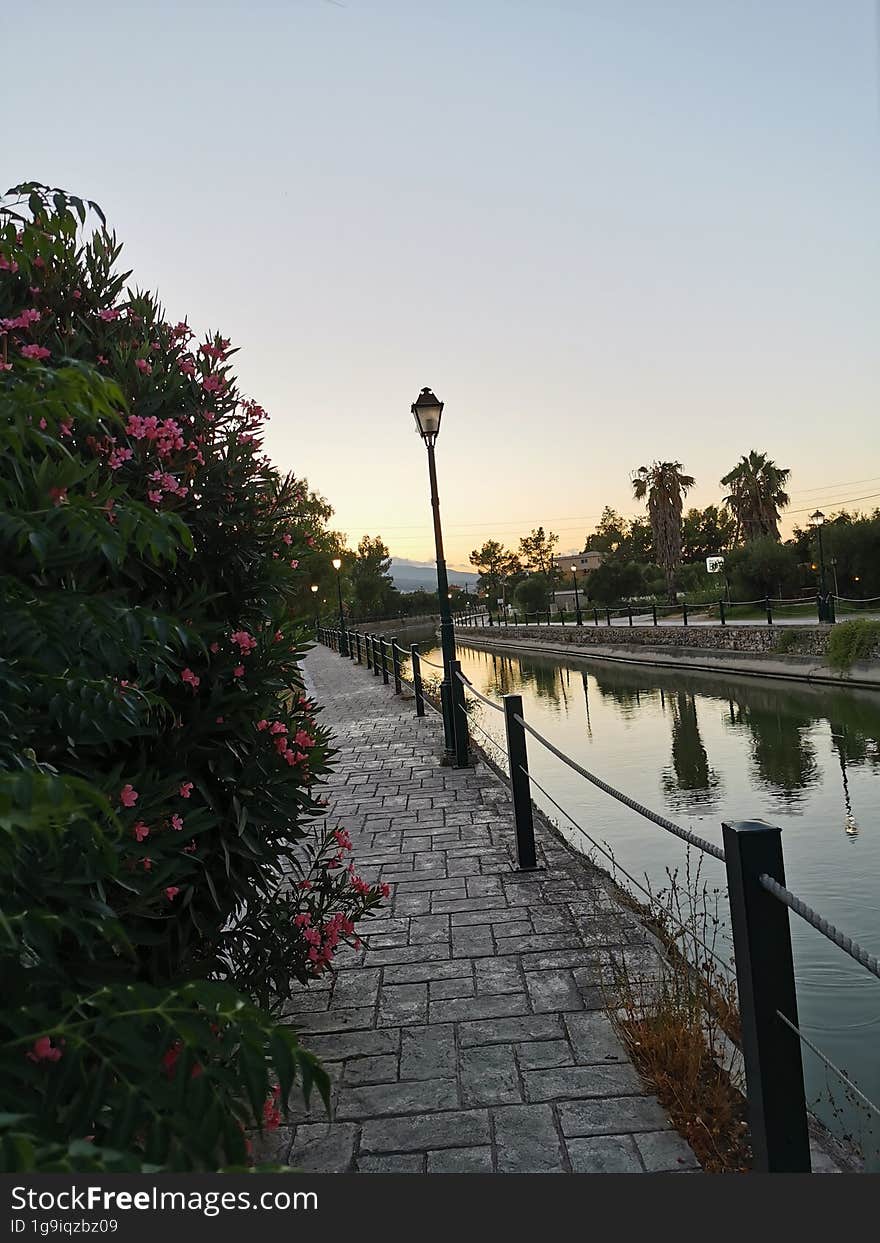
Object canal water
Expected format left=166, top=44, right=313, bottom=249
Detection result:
left=418, top=638, right=880, bottom=1163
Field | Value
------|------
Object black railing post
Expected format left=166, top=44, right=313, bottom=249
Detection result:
left=722, top=820, right=810, bottom=1173
left=593, top=608, right=599, bottom=627
left=355, top=632, right=362, bottom=663
left=605, top=607, right=612, bottom=627
left=652, top=602, right=657, bottom=627
left=410, top=644, right=425, bottom=717
left=502, top=693, right=537, bottom=871
left=391, top=637, right=402, bottom=694
left=719, top=599, right=726, bottom=627
left=766, top=595, right=773, bottom=626
left=371, top=634, right=380, bottom=676
left=450, top=659, right=469, bottom=768
left=365, top=632, right=372, bottom=669
left=682, top=601, right=688, bottom=627
left=379, top=637, right=390, bottom=684
left=628, top=606, right=633, bottom=627
left=559, top=609, right=565, bottom=626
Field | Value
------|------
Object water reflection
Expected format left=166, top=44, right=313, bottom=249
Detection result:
left=661, top=692, right=722, bottom=812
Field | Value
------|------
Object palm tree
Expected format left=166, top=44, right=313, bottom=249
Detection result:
left=720, top=451, right=791, bottom=543
left=632, top=461, right=695, bottom=602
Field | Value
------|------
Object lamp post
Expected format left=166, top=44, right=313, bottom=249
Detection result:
left=311, top=584, right=319, bottom=633
left=570, top=562, right=583, bottom=626
left=332, top=557, right=348, bottom=656
left=810, top=510, right=829, bottom=623
left=412, top=386, right=456, bottom=755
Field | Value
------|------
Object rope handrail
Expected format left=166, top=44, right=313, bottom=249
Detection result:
left=454, top=669, right=504, bottom=713
left=513, top=712, right=725, bottom=862
left=759, top=875, right=880, bottom=982
left=457, top=704, right=509, bottom=761
left=418, top=654, right=444, bottom=670
left=834, top=594, right=880, bottom=604
left=775, top=1010, right=880, bottom=1122
left=522, top=765, right=734, bottom=977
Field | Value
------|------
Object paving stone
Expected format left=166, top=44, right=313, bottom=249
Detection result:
left=474, top=956, right=523, bottom=995
left=344, top=1055, right=399, bottom=1085
left=566, top=1134, right=643, bottom=1173
left=525, top=968, right=584, bottom=1013
left=557, top=1095, right=671, bottom=1137
left=428, top=1146, right=494, bottom=1173
left=634, top=1129, right=700, bottom=1171
left=409, top=914, right=451, bottom=944
left=383, top=959, right=472, bottom=985
left=363, top=945, right=450, bottom=968
left=394, top=891, right=432, bottom=916
left=304, top=1028, right=400, bottom=1062
left=516, top=1040, right=574, bottom=1071
left=332, top=968, right=381, bottom=1010
left=360, top=1110, right=490, bottom=1153
left=430, top=976, right=474, bottom=1000
left=493, top=1104, right=566, bottom=1173
left=298, top=1007, right=376, bottom=1035
left=358, top=1154, right=425, bottom=1173
left=460, top=1045, right=521, bottom=1106
left=459, top=1015, right=564, bottom=1047
left=524, top=1063, right=646, bottom=1102
left=564, top=1013, right=628, bottom=1065
left=337, top=1077, right=459, bottom=1120
left=288, top=1123, right=358, bottom=1173
left=378, top=983, right=428, bottom=1027
left=400, top=1024, right=457, bottom=1080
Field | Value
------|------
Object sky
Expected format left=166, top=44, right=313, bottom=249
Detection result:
left=4, top=0, right=879, bottom=568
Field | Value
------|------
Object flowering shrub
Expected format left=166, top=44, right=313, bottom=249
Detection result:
left=0, top=183, right=384, bottom=1170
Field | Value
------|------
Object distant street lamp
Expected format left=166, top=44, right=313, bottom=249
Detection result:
left=311, top=583, right=319, bottom=632
left=412, top=386, right=456, bottom=755
left=570, top=562, right=583, bottom=626
left=830, top=557, right=839, bottom=597
left=810, top=510, right=831, bottom=623
left=332, top=557, right=348, bottom=656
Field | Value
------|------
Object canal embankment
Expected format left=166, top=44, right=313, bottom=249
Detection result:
left=454, top=623, right=880, bottom=690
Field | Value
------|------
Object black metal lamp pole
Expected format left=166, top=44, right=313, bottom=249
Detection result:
left=571, top=564, right=583, bottom=626
left=413, top=387, right=456, bottom=755
left=810, top=510, right=828, bottom=623
left=311, top=584, right=319, bottom=634
left=332, top=558, right=348, bottom=656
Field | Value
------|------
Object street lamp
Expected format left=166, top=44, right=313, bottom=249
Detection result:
left=810, top=510, right=830, bottom=623
left=570, top=562, right=583, bottom=626
left=412, top=386, right=456, bottom=755
left=332, top=557, right=348, bottom=656
left=311, top=583, right=319, bottom=633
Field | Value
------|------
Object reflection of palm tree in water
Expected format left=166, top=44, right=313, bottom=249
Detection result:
left=727, top=701, right=818, bottom=802
left=661, top=692, right=721, bottom=810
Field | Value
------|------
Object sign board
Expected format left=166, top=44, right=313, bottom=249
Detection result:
left=706, top=556, right=725, bottom=574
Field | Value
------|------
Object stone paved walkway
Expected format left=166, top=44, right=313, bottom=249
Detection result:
left=266, top=643, right=699, bottom=1173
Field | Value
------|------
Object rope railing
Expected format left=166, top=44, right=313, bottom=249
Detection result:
left=759, top=875, right=880, bottom=983
left=454, top=669, right=505, bottom=713
left=775, top=1011, right=880, bottom=1123
left=513, top=712, right=725, bottom=862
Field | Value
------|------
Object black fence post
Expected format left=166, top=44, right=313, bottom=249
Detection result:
left=502, top=694, right=538, bottom=871
left=411, top=644, right=425, bottom=717
left=355, top=632, right=362, bottom=663
left=365, top=632, right=372, bottom=669
left=682, top=601, right=689, bottom=627
left=765, top=595, right=773, bottom=626
left=722, top=820, right=810, bottom=1173
left=719, top=599, right=726, bottom=627
left=450, top=659, right=469, bottom=768
left=379, top=637, right=390, bottom=685
left=559, top=609, right=565, bottom=626
left=605, top=607, right=612, bottom=627
left=593, top=608, right=599, bottom=627
left=391, top=637, right=402, bottom=694
left=371, top=635, right=380, bottom=676
left=652, top=602, right=658, bottom=627
left=628, top=606, right=633, bottom=627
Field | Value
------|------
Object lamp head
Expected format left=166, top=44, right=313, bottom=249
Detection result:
left=411, top=387, right=444, bottom=441
left=332, top=558, right=342, bottom=571
left=311, top=584, right=318, bottom=594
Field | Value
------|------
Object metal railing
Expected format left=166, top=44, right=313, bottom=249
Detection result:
left=449, top=592, right=880, bottom=629
left=315, top=622, right=879, bottom=1172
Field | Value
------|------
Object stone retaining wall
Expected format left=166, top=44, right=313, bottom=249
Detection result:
left=458, top=622, right=830, bottom=657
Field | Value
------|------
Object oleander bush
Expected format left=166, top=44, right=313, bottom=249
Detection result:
left=0, top=183, right=385, bottom=1170
left=825, top=619, right=880, bottom=672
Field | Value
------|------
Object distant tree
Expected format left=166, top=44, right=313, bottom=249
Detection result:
left=632, top=461, right=695, bottom=602
left=726, top=536, right=800, bottom=599
left=586, top=560, right=650, bottom=605
left=518, top=527, right=559, bottom=576
left=720, top=451, right=791, bottom=543
left=349, top=535, right=398, bottom=618
left=681, top=504, right=736, bottom=563
left=513, top=572, right=553, bottom=615
left=585, top=507, right=628, bottom=554
left=469, top=539, right=520, bottom=603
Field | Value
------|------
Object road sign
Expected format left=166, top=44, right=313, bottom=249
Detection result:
left=706, top=556, right=725, bottom=573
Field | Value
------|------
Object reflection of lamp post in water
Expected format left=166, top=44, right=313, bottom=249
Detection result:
left=830, top=730, right=859, bottom=839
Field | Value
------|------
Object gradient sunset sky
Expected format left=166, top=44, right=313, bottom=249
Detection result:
left=6, top=0, right=879, bottom=567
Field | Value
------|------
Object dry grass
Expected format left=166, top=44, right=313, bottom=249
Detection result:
left=602, top=855, right=753, bottom=1173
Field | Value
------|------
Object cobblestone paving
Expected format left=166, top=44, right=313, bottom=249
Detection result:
left=262, top=643, right=699, bottom=1174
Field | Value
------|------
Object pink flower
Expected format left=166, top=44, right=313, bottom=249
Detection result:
left=27, top=1036, right=63, bottom=1064
left=215, top=716, right=224, bottom=724
left=171, top=814, right=184, bottom=832
left=141, top=857, right=153, bottom=871
left=294, top=913, right=311, bottom=928
left=120, top=784, right=139, bottom=808
left=289, top=560, right=299, bottom=570
left=274, top=630, right=283, bottom=643
left=147, top=490, right=162, bottom=505
left=181, top=668, right=200, bottom=690
left=48, top=486, right=68, bottom=506
left=135, top=358, right=152, bottom=375
left=230, top=630, right=257, bottom=654
left=263, top=1085, right=282, bottom=1130
left=179, top=782, right=193, bottom=798
left=20, top=344, right=51, bottom=361
left=295, top=730, right=315, bottom=750
left=0, top=254, right=19, bottom=273
left=202, top=375, right=224, bottom=394
left=256, top=719, right=269, bottom=731
left=380, top=882, right=391, bottom=898
left=39, top=418, right=47, bottom=429
left=269, top=722, right=287, bottom=735
left=210, top=642, right=220, bottom=653
left=73, top=289, right=82, bottom=300
left=133, top=821, right=150, bottom=843
left=59, top=421, right=73, bottom=438
left=97, top=354, right=108, bottom=365
left=282, top=534, right=292, bottom=546
left=233, top=665, right=245, bottom=678
left=165, top=886, right=180, bottom=901
left=98, top=307, right=121, bottom=321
